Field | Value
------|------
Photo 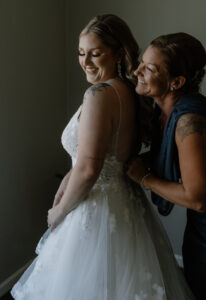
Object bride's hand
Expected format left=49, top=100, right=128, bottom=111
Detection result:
left=47, top=205, right=66, bottom=231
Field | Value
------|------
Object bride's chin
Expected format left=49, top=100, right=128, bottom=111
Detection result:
left=86, top=75, right=98, bottom=84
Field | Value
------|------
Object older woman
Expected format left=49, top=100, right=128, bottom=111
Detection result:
left=128, top=32, right=206, bottom=300
left=12, top=18, right=194, bottom=300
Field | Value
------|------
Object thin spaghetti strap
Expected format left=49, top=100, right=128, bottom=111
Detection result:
left=106, top=81, right=122, bottom=156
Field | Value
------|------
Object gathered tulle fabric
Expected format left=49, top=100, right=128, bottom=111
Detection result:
left=11, top=104, right=194, bottom=300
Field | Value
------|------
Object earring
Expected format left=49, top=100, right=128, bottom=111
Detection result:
left=117, top=61, right=122, bottom=78
left=170, top=86, right=174, bottom=91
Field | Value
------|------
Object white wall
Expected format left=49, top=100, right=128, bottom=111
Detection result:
left=66, top=0, right=206, bottom=256
left=0, top=0, right=68, bottom=288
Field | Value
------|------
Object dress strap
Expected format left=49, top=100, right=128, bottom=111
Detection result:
left=106, top=81, right=122, bottom=155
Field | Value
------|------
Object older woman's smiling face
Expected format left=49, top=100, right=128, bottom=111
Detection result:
left=134, top=45, right=171, bottom=100
left=78, top=32, right=118, bottom=84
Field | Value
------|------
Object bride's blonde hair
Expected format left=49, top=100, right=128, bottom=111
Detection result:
left=80, top=14, right=139, bottom=87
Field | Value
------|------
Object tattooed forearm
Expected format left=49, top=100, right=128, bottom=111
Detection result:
left=176, top=113, right=206, bottom=141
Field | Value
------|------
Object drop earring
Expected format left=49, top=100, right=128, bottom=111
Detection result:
left=170, top=86, right=174, bottom=91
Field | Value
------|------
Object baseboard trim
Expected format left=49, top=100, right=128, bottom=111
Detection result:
left=0, top=260, right=33, bottom=297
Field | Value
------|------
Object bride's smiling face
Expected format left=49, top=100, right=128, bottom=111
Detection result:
left=78, top=32, right=118, bottom=84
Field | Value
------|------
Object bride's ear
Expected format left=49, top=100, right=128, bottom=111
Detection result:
left=170, top=76, right=186, bottom=91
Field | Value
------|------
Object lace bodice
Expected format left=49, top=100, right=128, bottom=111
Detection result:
left=61, top=104, right=125, bottom=183
left=61, top=105, right=82, bottom=165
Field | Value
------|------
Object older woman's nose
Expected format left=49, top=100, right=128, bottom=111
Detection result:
left=135, top=63, right=144, bottom=76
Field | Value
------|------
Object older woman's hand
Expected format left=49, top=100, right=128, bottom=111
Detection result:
left=127, top=155, right=149, bottom=184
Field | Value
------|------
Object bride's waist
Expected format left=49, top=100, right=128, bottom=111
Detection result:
left=92, top=174, right=129, bottom=192
left=96, top=171, right=124, bottom=182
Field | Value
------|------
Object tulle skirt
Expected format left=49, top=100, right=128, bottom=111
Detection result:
left=11, top=179, right=194, bottom=300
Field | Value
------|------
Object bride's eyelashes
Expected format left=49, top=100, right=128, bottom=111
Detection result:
left=78, top=50, right=101, bottom=57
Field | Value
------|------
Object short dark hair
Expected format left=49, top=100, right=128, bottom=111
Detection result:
left=151, top=32, right=206, bottom=95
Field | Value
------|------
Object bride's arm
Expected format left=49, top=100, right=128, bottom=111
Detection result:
left=48, top=84, right=113, bottom=230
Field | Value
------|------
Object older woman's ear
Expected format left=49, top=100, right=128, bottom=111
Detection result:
left=171, top=76, right=186, bottom=91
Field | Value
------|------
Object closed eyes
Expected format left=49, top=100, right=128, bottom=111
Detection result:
left=78, top=51, right=101, bottom=57
left=147, top=66, right=154, bottom=72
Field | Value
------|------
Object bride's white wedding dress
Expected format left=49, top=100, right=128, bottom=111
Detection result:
left=11, top=94, right=194, bottom=299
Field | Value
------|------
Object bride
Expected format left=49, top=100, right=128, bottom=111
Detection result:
left=11, top=14, right=194, bottom=299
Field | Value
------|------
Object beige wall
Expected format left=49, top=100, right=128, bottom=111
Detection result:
left=0, top=0, right=68, bottom=288
left=66, top=0, right=206, bottom=256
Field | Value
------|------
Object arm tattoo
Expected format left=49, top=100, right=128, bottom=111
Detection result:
left=176, top=113, right=206, bottom=141
left=87, top=82, right=110, bottom=97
